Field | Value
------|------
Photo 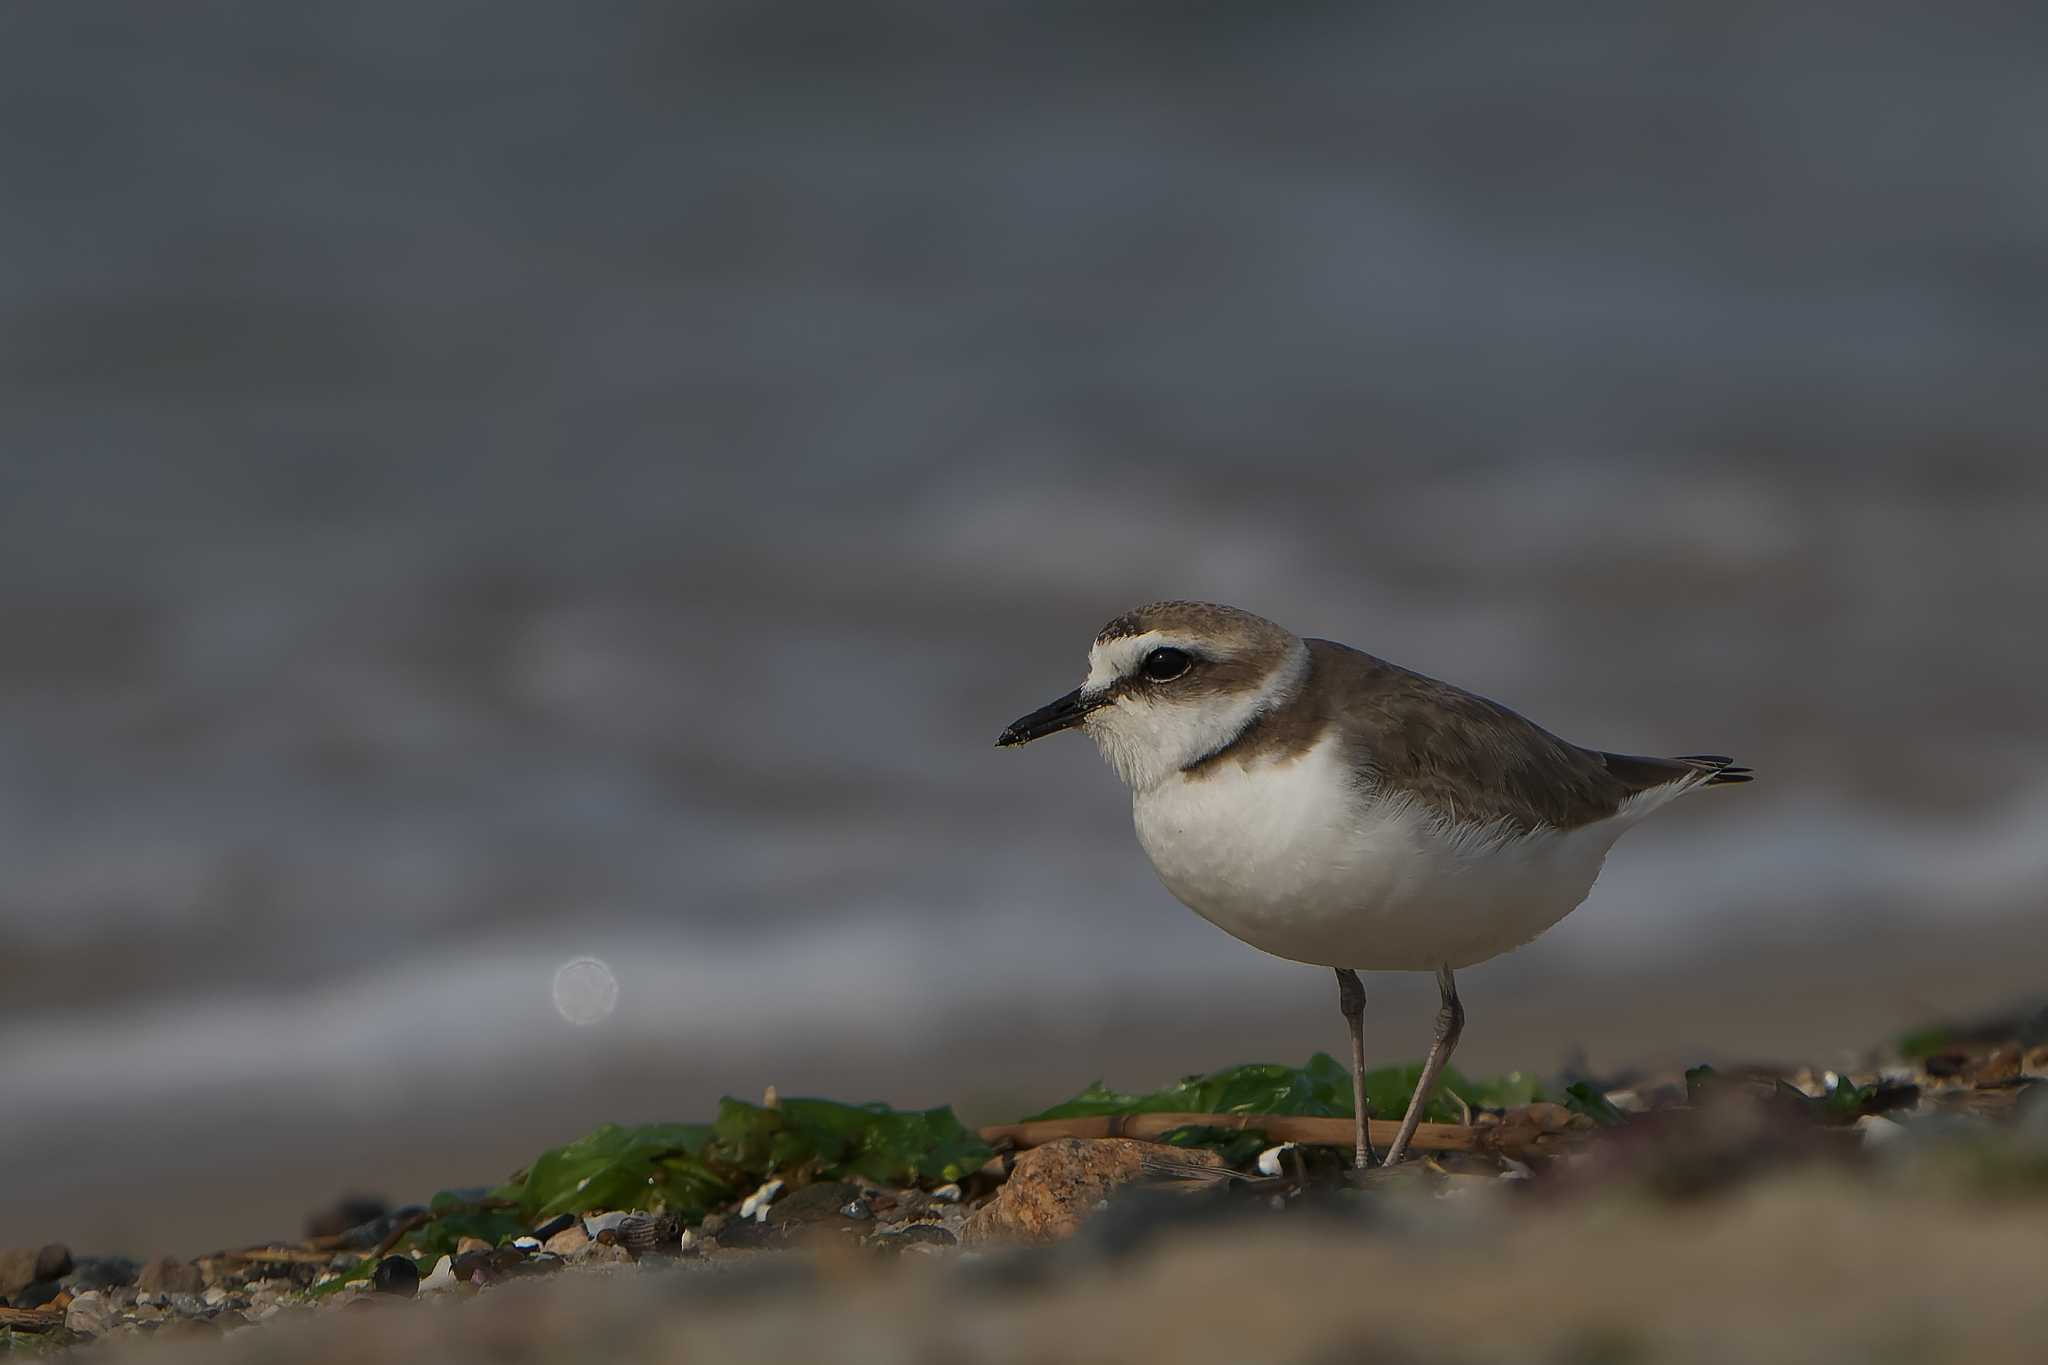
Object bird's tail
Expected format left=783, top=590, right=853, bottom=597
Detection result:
left=1673, top=754, right=1755, bottom=786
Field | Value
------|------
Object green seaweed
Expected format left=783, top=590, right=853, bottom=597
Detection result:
left=1029, top=1054, right=1547, bottom=1134
left=493, top=1122, right=726, bottom=1222
left=1896, top=1026, right=1952, bottom=1059
left=1564, top=1081, right=1629, bottom=1127
left=708, top=1097, right=990, bottom=1188
left=1156, top=1123, right=1273, bottom=1167
left=492, top=1102, right=988, bottom=1225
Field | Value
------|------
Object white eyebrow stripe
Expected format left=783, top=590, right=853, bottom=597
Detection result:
left=1082, top=631, right=1165, bottom=692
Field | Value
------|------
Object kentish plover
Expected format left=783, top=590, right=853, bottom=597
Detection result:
left=998, top=601, right=1751, bottom=1168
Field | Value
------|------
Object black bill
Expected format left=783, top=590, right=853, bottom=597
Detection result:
left=996, top=687, right=1105, bottom=747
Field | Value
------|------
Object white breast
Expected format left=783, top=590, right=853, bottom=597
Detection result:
left=1130, top=733, right=1655, bottom=971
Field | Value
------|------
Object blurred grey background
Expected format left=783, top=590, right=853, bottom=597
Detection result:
left=3, top=1, right=2045, bottom=1255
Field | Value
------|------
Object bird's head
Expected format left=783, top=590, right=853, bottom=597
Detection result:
left=997, top=601, right=1309, bottom=791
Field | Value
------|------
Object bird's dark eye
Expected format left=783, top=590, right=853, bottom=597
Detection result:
left=1141, top=647, right=1192, bottom=682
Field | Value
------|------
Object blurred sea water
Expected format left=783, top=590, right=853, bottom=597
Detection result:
left=2, top=1, right=2046, bottom=1252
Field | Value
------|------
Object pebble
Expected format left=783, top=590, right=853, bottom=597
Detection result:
left=60, top=1256, right=138, bottom=1292
left=532, top=1213, right=580, bottom=1241
left=962, top=1138, right=1224, bottom=1246
left=0, top=1255, right=35, bottom=1304
left=764, top=1182, right=864, bottom=1229
left=511, top=1235, right=542, bottom=1252
left=136, top=1257, right=204, bottom=1296
left=370, top=1255, right=420, bottom=1298
left=929, top=1183, right=963, bottom=1203
left=450, top=1251, right=493, bottom=1282
left=575, top=1242, right=633, bottom=1266
left=455, top=1236, right=492, bottom=1256
left=418, top=1255, right=458, bottom=1294
left=64, top=1289, right=114, bottom=1336
left=543, top=1226, right=590, bottom=1257
left=9, top=1278, right=63, bottom=1309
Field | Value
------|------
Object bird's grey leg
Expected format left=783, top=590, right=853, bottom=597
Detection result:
left=1334, top=968, right=1375, bottom=1169
left=1380, top=965, right=1464, bottom=1168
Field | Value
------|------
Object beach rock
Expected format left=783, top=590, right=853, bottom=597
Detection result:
left=543, top=1225, right=589, bottom=1257
left=532, top=1213, right=580, bottom=1241
left=962, top=1139, right=1224, bottom=1246
left=370, top=1256, right=419, bottom=1298
left=455, top=1236, right=492, bottom=1256
left=64, top=1290, right=114, bottom=1336
left=767, top=1182, right=864, bottom=1230
left=450, top=1250, right=493, bottom=1283
left=61, top=1256, right=139, bottom=1292
left=136, top=1258, right=204, bottom=1296
left=36, top=1245, right=72, bottom=1282
left=0, top=1247, right=56, bottom=1298
left=9, top=1279, right=63, bottom=1309
left=572, top=1241, right=633, bottom=1266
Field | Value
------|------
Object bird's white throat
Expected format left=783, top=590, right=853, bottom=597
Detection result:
left=1081, top=632, right=1310, bottom=791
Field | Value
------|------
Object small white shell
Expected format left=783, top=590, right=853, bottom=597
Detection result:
left=418, top=1255, right=458, bottom=1294
left=739, top=1178, right=784, bottom=1220
left=1255, top=1142, right=1297, bottom=1177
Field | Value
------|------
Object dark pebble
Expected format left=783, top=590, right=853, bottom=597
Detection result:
left=532, top=1213, right=580, bottom=1241
left=525, top=1254, right=567, bottom=1275
left=488, top=1247, right=528, bottom=1272
left=61, top=1257, right=139, bottom=1292
left=766, top=1182, right=864, bottom=1228
left=10, top=1279, right=64, bottom=1308
left=450, top=1251, right=493, bottom=1282
left=370, top=1255, right=419, bottom=1298
left=34, top=1246, right=72, bottom=1282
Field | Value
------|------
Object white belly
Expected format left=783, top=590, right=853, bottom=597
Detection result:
left=1130, top=734, right=1643, bottom=971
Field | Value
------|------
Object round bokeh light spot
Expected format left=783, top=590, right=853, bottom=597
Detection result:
left=552, top=955, right=619, bottom=1026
